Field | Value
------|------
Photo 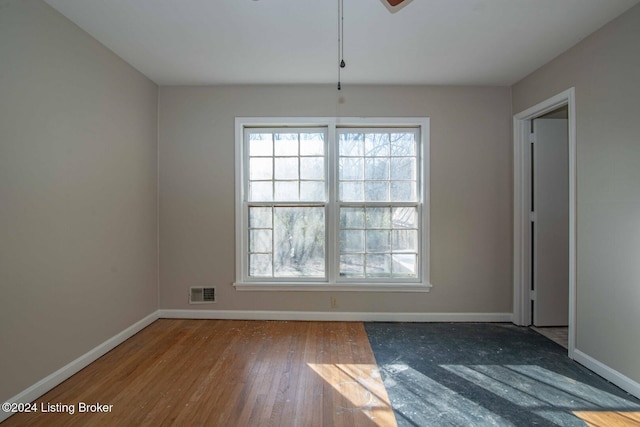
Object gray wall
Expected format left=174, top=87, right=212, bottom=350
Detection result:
left=513, top=4, right=640, bottom=383
left=159, top=85, right=512, bottom=314
left=0, top=0, right=158, bottom=401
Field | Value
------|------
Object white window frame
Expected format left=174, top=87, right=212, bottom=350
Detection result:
left=234, top=117, right=431, bottom=292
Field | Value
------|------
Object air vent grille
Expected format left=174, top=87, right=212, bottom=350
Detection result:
left=189, top=287, right=216, bottom=304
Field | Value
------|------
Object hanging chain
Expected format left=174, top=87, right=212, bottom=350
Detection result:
left=338, top=0, right=345, bottom=90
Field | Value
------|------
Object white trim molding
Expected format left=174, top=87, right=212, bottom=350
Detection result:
left=573, top=350, right=640, bottom=399
left=0, top=312, right=159, bottom=424
left=159, top=309, right=512, bottom=323
left=512, top=88, right=577, bottom=359
left=233, top=282, right=431, bottom=292
left=235, top=117, right=431, bottom=291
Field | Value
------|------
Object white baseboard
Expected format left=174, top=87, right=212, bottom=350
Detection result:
left=158, top=309, right=513, bottom=323
left=573, top=349, right=640, bottom=399
left=0, top=311, right=159, bottom=423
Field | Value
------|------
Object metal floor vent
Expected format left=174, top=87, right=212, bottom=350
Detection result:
left=189, top=287, right=216, bottom=304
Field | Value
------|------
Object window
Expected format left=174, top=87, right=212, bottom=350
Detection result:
left=246, top=129, right=327, bottom=279
left=235, top=118, right=430, bottom=291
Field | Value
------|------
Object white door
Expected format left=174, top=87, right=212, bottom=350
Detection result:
left=533, top=118, right=569, bottom=326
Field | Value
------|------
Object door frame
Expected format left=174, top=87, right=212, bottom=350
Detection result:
left=512, top=87, right=576, bottom=358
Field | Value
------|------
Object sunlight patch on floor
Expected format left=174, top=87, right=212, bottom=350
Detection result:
left=307, top=363, right=397, bottom=427
left=574, top=411, right=640, bottom=426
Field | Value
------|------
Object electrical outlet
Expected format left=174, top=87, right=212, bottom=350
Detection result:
left=330, top=296, right=338, bottom=309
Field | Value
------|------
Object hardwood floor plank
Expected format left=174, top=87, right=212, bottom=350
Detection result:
left=2, top=320, right=396, bottom=427
left=574, top=411, right=640, bottom=427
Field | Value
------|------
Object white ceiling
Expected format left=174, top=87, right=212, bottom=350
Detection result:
left=44, top=0, right=639, bottom=86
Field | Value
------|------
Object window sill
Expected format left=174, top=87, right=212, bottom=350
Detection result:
left=233, top=282, right=432, bottom=292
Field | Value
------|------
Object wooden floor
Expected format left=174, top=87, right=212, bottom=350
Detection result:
left=575, top=411, right=640, bottom=426
left=3, top=320, right=396, bottom=427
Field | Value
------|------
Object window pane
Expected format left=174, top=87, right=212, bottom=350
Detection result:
left=249, top=207, right=272, bottom=229
left=274, top=133, right=298, bottom=156
left=250, top=229, right=272, bottom=253
left=365, top=158, right=389, bottom=180
left=274, top=181, right=299, bottom=201
left=340, top=208, right=365, bottom=228
left=250, top=182, right=273, bottom=202
left=249, top=254, right=272, bottom=277
left=390, top=133, right=415, bottom=156
left=340, top=254, right=364, bottom=277
left=300, top=157, right=324, bottom=180
left=366, top=230, right=390, bottom=252
left=340, top=182, right=364, bottom=202
left=390, top=181, right=416, bottom=202
left=249, top=133, right=273, bottom=156
left=273, top=207, right=325, bottom=277
left=249, top=157, right=272, bottom=180
left=392, top=254, right=417, bottom=276
left=274, top=157, right=298, bottom=180
left=365, top=181, right=388, bottom=201
left=366, top=254, right=391, bottom=275
left=339, top=205, right=418, bottom=278
left=300, top=181, right=324, bottom=201
left=249, top=130, right=326, bottom=205
left=339, top=133, right=364, bottom=156
left=393, top=207, right=418, bottom=228
left=339, top=158, right=363, bottom=180
left=300, top=133, right=324, bottom=156
left=392, top=230, right=418, bottom=252
left=390, top=158, right=415, bottom=180
left=365, top=133, right=390, bottom=157
left=340, top=230, right=365, bottom=253
left=366, top=208, right=391, bottom=229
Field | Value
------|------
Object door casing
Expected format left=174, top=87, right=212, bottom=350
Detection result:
left=512, top=88, right=576, bottom=358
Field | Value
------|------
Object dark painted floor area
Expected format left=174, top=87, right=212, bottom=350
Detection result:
left=364, top=322, right=640, bottom=427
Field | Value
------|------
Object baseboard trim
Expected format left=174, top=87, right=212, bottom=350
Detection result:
left=158, top=309, right=513, bottom=323
left=573, top=349, right=640, bottom=399
left=0, top=311, right=159, bottom=423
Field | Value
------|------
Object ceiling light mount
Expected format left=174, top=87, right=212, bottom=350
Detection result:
left=380, top=0, right=414, bottom=14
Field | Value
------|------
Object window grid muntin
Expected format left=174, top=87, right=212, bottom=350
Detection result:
left=338, top=204, right=420, bottom=278
left=247, top=129, right=326, bottom=204
left=245, top=127, right=329, bottom=280
left=336, top=128, right=421, bottom=279
left=337, top=129, right=418, bottom=204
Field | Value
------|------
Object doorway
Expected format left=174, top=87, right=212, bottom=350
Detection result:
left=513, top=88, right=576, bottom=358
left=532, top=108, right=569, bottom=327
